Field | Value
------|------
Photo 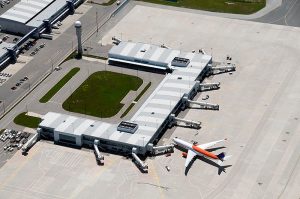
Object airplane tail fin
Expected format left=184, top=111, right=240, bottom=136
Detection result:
left=217, top=152, right=226, bottom=161
left=217, top=153, right=232, bottom=166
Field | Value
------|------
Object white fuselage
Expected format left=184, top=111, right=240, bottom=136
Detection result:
left=173, top=137, right=193, bottom=151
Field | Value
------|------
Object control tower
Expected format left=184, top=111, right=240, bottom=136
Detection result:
left=75, top=21, right=82, bottom=58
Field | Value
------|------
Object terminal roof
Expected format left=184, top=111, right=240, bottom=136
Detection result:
left=41, top=42, right=212, bottom=148
left=0, top=0, right=55, bottom=24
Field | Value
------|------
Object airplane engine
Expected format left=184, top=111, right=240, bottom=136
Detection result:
left=182, top=152, right=187, bottom=158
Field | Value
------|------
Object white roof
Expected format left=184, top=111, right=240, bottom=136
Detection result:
left=40, top=42, right=212, bottom=148
left=108, top=41, right=211, bottom=70
left=0, top=0, right=54, bottom=24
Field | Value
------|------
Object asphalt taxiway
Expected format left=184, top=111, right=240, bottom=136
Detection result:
left=254, top=0, right=300, bottom=27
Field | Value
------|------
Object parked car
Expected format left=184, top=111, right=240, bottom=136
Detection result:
left=17, top=143, right=23, bottom=150
left=13, top=38, right=19, bottom=43
left=22, top=138, right=28, bottom=144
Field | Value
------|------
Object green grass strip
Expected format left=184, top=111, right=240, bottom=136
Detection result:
left=0, top=129, right=4, bottom=135
left=14, top=112, right=42, bottom=128
left=39, top=67, right=80, bottom=103
left=134, top=82, right=151, bottom=102
left=136, top=0, right=265, bottom=14
left=62, top=71, right=142, bottom=118
left=120, top=103, right=135, bottom=118
left=121, top=82, right=152, bottom=118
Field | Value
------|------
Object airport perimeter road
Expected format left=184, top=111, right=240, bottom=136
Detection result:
left=134, top=0, right=300, bottom=28
left=254, top=0, right=300, bottom=27
left=0, top=2, right=122, bottom=121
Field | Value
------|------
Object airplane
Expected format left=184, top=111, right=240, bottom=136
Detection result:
left=172, top=137, right=231, bottom=168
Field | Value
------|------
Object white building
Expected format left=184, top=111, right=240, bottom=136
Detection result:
left=0, top=0, right=81, bottom=36
left=108, top=41, right=210, bottom=71
left=39, top=42, right=212, bottom=154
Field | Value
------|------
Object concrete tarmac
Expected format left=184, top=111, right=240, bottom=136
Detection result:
left=0, top=3, right=299, bottom=199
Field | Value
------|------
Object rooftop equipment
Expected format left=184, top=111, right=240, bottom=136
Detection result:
left=117, top=121, right=138, bottom=134
left=171, top=57, right=190, bottom=67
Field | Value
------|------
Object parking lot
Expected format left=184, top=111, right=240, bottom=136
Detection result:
left=0, top=36, right=48, bottom=88
left=0, top=129, right=31, bottom=168
left=0, top=0, right=20, bottom=15
left=18, top=39, right=47, bottom=57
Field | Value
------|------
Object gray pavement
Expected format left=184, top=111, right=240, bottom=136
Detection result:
left=27, top=58, right=163, bottom=123
left=0, top=2, right=299, bottom=199
left=134, top=0, right=300, bottom=27
left=0, top=1, right=123, bottom=121
left=0, top=57, right=164, bottom=131
left=254, top=0, right=300, bottom=26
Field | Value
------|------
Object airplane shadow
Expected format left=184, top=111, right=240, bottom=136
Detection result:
left=188, top=106, right=219, bottom=111
left=185, top=155, right=232, bottom=176
left=206, top=146, right=226, bottom=152
left=175, top=124, right=201, bottom=130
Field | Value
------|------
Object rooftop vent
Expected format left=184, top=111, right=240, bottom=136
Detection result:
left=117, top=121, right=138, bottom=134
left=171, top=57, right=190, bottom=67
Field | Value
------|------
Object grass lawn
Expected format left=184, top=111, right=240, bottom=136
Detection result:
left=120, top=82, right=152, bottom=118
left=40, top=67, right=80, bottom=103
left=136, top=0, right=266, bottom=14
left=63, top=71, right=143, bottom=118
left=14, top=112, right=42, bottom=128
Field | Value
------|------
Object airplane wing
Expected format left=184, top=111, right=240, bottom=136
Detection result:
left=185, top=150, right=197, bottom=167
left=198, top=139, right=227, bottom=150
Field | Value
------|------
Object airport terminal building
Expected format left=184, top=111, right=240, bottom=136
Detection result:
left=0, top=0, right=83, bottom=67
left=38, top=42, right=212, bottom=155
left=0, top=0, right=82, bottom=36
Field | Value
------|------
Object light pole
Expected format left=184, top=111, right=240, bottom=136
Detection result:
left=1, top=100, right=5, bottom=114
left=96, top=10, right=99, bottom=34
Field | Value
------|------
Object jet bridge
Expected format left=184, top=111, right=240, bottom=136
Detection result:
left=169, top=114, right=201, bottom=129
left=199, top=82, right=221, bottom=91
left=210, top=63, right=236, bottom=74
left=147, top=143, right=174, bottom=155
left=182, top=96, right=219, bottom=110
left=132, top=148, right=148, bottom=173
left=94, top=140, right=104, bottom=165
left=181, top=96, right=219, bottom=110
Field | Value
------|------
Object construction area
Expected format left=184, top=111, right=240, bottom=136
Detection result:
left=0, top=3, right=298, bottom=199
